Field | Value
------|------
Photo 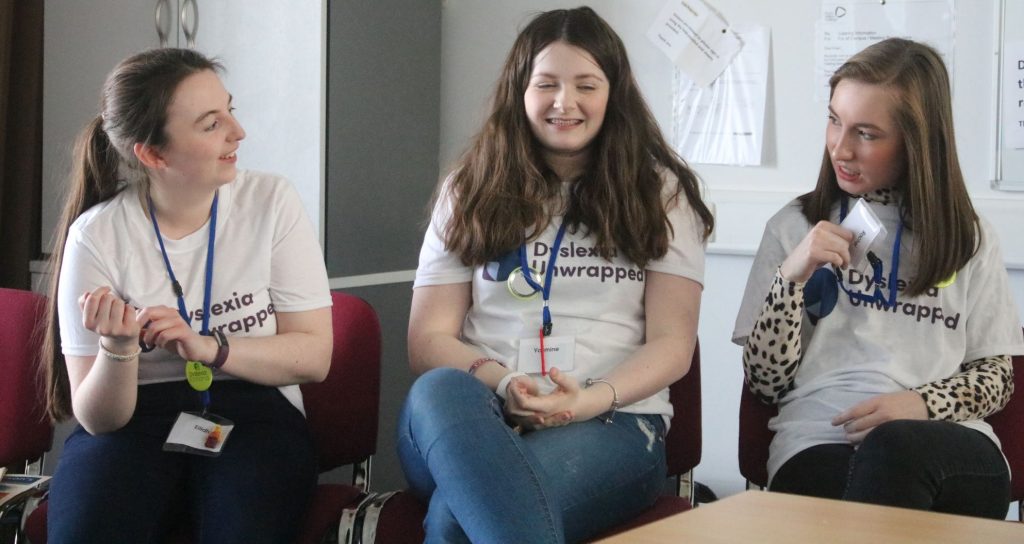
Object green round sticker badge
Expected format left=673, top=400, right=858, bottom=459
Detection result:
left=186, top=361, right=213, bottom=391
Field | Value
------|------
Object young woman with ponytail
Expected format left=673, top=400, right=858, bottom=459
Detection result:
left=41, top=48, right=332, bottom=542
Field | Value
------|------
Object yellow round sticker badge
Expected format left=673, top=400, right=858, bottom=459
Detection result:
left=186, top=361, right=214, bottom=391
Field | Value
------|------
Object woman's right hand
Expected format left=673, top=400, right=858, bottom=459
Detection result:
left=503, top=373, right=577, bottom=431
left=72, top=286, right=143, bottom=434
left=503, top=375, right=545, bottom=429
left=779, top=221, right=855, bottom=283
left=79, top=286, right=140, bottom=354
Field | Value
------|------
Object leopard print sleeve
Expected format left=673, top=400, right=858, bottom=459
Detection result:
left=743, top=268, right=805, bottom=405
left=912, top=355, right=1015, bottom=422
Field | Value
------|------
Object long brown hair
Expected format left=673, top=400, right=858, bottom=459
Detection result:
left=41, top=48, right=221, bottom=421
left=799, top=38, right=978, bottom=297
left=442, top=7, right=713, bottom=268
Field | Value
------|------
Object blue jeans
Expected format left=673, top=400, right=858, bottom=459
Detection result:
left=771, top=420, right=1010, bottom=519
left=47, top=381, right=317, bottom=543
left=397, top=368, right=667, bottom=544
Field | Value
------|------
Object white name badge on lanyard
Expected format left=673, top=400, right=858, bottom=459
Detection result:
left=517, top=335, right=576, bottom=374
left=163, top=411, right=235, bottom=457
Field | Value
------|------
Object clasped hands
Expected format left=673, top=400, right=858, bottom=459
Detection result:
left=502, top=368, right=611, bottom=432
left=80, top=286, right=218, bottom=364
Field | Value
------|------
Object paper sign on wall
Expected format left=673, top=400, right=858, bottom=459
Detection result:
left=1005, top=40, right=1024, bottom=150
left=814, top=0, right=954, bottom=101
left=670, top=24, right=770, bottom=166
left=647, top=0, right=744, bottom=88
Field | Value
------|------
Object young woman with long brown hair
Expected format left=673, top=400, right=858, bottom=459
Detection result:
left=733, top=38, right=1023, bottom=518
left=41, top=48, right=332, bottom=542
left=398, top=7, right=713, bottom=542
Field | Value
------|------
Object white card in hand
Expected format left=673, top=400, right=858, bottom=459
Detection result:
left=839, top=199, right=887, bottom=272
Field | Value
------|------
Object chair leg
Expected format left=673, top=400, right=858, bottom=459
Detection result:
left=745, top=480, right=764, bottom=491
left=337, top=493, right=378, bottom=544
left=24, top=455, right=45, bottom=477
left=677, top=469, right=695, bottom=506
left=352, top=457, right=372, bottom=493
left=8, top=456, right=48, bottom=544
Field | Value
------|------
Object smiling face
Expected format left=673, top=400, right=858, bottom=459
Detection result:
left=523, top=41, right=609, bottom=176
left=826, top=79, right=906, bottom=195
left=156, top=69, right=245, bottom=188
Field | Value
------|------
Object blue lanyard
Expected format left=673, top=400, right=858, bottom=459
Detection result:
left=836, top=197, right=902, bottom=308
left=518, top=221, right=568, bottom=336
left=147, top=192, right=218, bottom=408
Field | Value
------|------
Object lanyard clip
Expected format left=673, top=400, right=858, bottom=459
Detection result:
left=542, top=322, right=553, bottom=336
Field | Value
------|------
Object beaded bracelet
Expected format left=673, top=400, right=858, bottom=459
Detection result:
left=585, top=378, right=620, bottom=424
left=98, top=340, right=142, bottom=362
left=467, top=357, right=504, bottom=375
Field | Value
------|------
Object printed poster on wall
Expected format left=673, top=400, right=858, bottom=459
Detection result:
left=1004, top=40, right=1024, bottom=150
left=815, top=0, right=955, bottom=101
left=669, top=24, right=770, bottom=166
left=647, top=0, right=744, bottom=88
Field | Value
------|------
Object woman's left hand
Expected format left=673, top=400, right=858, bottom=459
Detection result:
left=831, top=390, right=929, bottom=444
left=136, top=305, right=218, bottom=364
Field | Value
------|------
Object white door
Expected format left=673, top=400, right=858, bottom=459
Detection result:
left=41, top=0, right=325, bottom=252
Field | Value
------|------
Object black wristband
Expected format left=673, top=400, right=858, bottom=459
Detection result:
left=209, top=329, right=229, bottom=369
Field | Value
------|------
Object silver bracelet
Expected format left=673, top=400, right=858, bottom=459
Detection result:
left=585, top=378, right=620, bottom=424
left=98, top=340, right=141, bottom=362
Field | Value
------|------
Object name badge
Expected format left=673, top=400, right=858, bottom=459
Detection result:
left=839, top=199, right=887, bottom=273
left=163, top=411, right=234, bottom=457
left=517, top=335, right=575, bottom=374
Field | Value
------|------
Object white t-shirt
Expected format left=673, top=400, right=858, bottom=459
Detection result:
left=415, top=177, right=706, bottom=420
left=58, top=170, right=332, bottom=413
left=732, top=198, right=1024, bottom=482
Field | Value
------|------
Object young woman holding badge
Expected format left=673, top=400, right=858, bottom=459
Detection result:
left=732, top=38, right=1024, bottom=518
left=40, top=48, right=332, bottom=542
left=398, top=7, right=713, bottom=543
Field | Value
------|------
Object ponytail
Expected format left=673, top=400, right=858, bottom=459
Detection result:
left=39, top=48, right=220, bottom=422
left=41, top=116, right=125, bottom=422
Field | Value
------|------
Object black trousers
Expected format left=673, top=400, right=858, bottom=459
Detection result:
left=771, top=420, right=1010, bottom=519
left=48, top=381, right=317, bottom=543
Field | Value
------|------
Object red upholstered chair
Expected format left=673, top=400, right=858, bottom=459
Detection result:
left=0, top=288, right=54, bottom=542
left=24, top=290, right=382, bottom=544
left=293, top=291, right=383, bottom=543
left=985, top=336, right=1024, bottom=521
left=737, top=381, right=777, bottom=490
left=739, top=330, right=1024, bottom=521
left=342, top=341, right=703, bottom=543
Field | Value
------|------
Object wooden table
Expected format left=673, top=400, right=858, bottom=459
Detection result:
left=596, top=490, right=1024, bottom=544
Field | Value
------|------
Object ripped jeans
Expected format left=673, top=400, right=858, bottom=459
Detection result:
left=397, top=368, right=667, bottom=544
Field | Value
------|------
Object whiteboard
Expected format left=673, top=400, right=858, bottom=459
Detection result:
left=440, top=0, right=1024, bottom=267
left=996, top=0, right=1024, bottom=190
